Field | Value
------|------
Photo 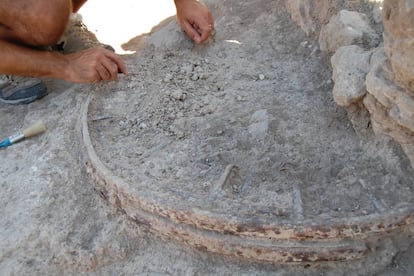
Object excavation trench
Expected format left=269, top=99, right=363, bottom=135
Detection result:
left=81, top=0, right=414, bottom=263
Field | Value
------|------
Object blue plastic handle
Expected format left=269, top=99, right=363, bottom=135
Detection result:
left=0, top=138, right=12, bottom=148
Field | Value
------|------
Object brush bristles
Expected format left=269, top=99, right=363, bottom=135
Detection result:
left=23, top=121, right=47, bottom=138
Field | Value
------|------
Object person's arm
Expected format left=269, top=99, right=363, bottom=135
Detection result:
left=174, top=0, right=214, bottom=44
left=0, top=40, right=126, bottom=83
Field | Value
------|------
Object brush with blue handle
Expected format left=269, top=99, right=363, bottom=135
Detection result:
left=0, top=121, right=46, bottom=148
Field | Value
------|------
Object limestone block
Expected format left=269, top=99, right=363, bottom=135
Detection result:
left=331, top=45, right=372, bottom=107
left=319, top=10, right=380, bottom=54
left=363, top=94, right=414, bottom=166
left=366, top=48, right=397, bottom=108
left=284, top=0, right=333, bottom=36
left=284, top=0, right=315, bottom=35
left=366, top=47, right=414, bottom=133
left=383, top=0, right=414, bottom=92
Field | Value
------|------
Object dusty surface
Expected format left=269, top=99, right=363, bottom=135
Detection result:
left=1, top=0, right=413, bottom=275
left=89, top=2, right=413, bottom=223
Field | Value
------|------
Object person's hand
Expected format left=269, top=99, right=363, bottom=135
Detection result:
left=63, top=47, right=127, bottom=83
left=174, top=0, right=214, bottom=44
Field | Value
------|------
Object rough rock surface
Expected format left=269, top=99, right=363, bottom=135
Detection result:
left=383, top=0, right=414, bottom=92
left=284, top=0, right=318, bottom=36
left=366, top=48, right=414, bottom=132
left=363, top=47, right=414, bottom=165
left=284, top=0, right=383, bottom=40
left=319, top=10, right=380, bottom=54
left=291, top=0, right=414, bottom=169
left=331, top=45, right=372, bottom=107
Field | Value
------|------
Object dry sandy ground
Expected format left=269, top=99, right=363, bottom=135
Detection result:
left=0, top=0, right=413, bottom=275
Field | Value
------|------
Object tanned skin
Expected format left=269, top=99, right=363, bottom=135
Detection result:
left=0, top=0, right=214, bottom=83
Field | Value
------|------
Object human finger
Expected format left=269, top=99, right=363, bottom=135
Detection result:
left=198, top=21, right=214, bottom=43
left=105, top=52, right=128, bottom=75
left=101, top=57, right=119, bottom=81
left=96, top=63, right=112, bottom=81
left=181, top=20, right=202, bottom=43
left=195, top=7, right=214, bottom=43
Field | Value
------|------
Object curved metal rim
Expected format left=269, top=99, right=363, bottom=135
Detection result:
left=81, top=94, right=414, bottom=242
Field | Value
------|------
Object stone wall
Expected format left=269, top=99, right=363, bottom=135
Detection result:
left=284, top=0, right=382, bottom=36
left=285, top=0, right=414, bottom=167
left=383, top=0, right=414, bottom=92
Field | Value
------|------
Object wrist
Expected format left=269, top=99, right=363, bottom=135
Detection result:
left=45, top=51, right=71, bottom=81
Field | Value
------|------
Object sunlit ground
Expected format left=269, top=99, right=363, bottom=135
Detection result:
left=80, top=0, right=383, bottom=53
left=80, top=0, right=176, bottom=54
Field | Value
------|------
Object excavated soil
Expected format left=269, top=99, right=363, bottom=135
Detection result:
left=83, top=0, right=414, bottom=267
left=1, top=0, right=413, bottom=274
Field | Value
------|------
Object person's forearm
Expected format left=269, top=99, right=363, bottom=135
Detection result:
left=72, top=0, right=88, bottom=12
left=0, top=41, right=69, bottom=80
left=174, top=0, right=200, bottom=10
left=174, top=0, right=196, bottom=4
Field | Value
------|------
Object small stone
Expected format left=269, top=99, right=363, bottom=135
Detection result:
left=164, top=73, right=173, bottom=82
left=259, top=74, right=265, bottom=80
left=119, top=120, right=128, bottom=127
left=176, top=131, right=185, bottom=139
left=170, top=89, right=187, bottom=101
left=181, top=63, right=193, bottom=75
left=176, top=112, right=184, bottom=118
left=191, top=74, right=200, bottom=81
